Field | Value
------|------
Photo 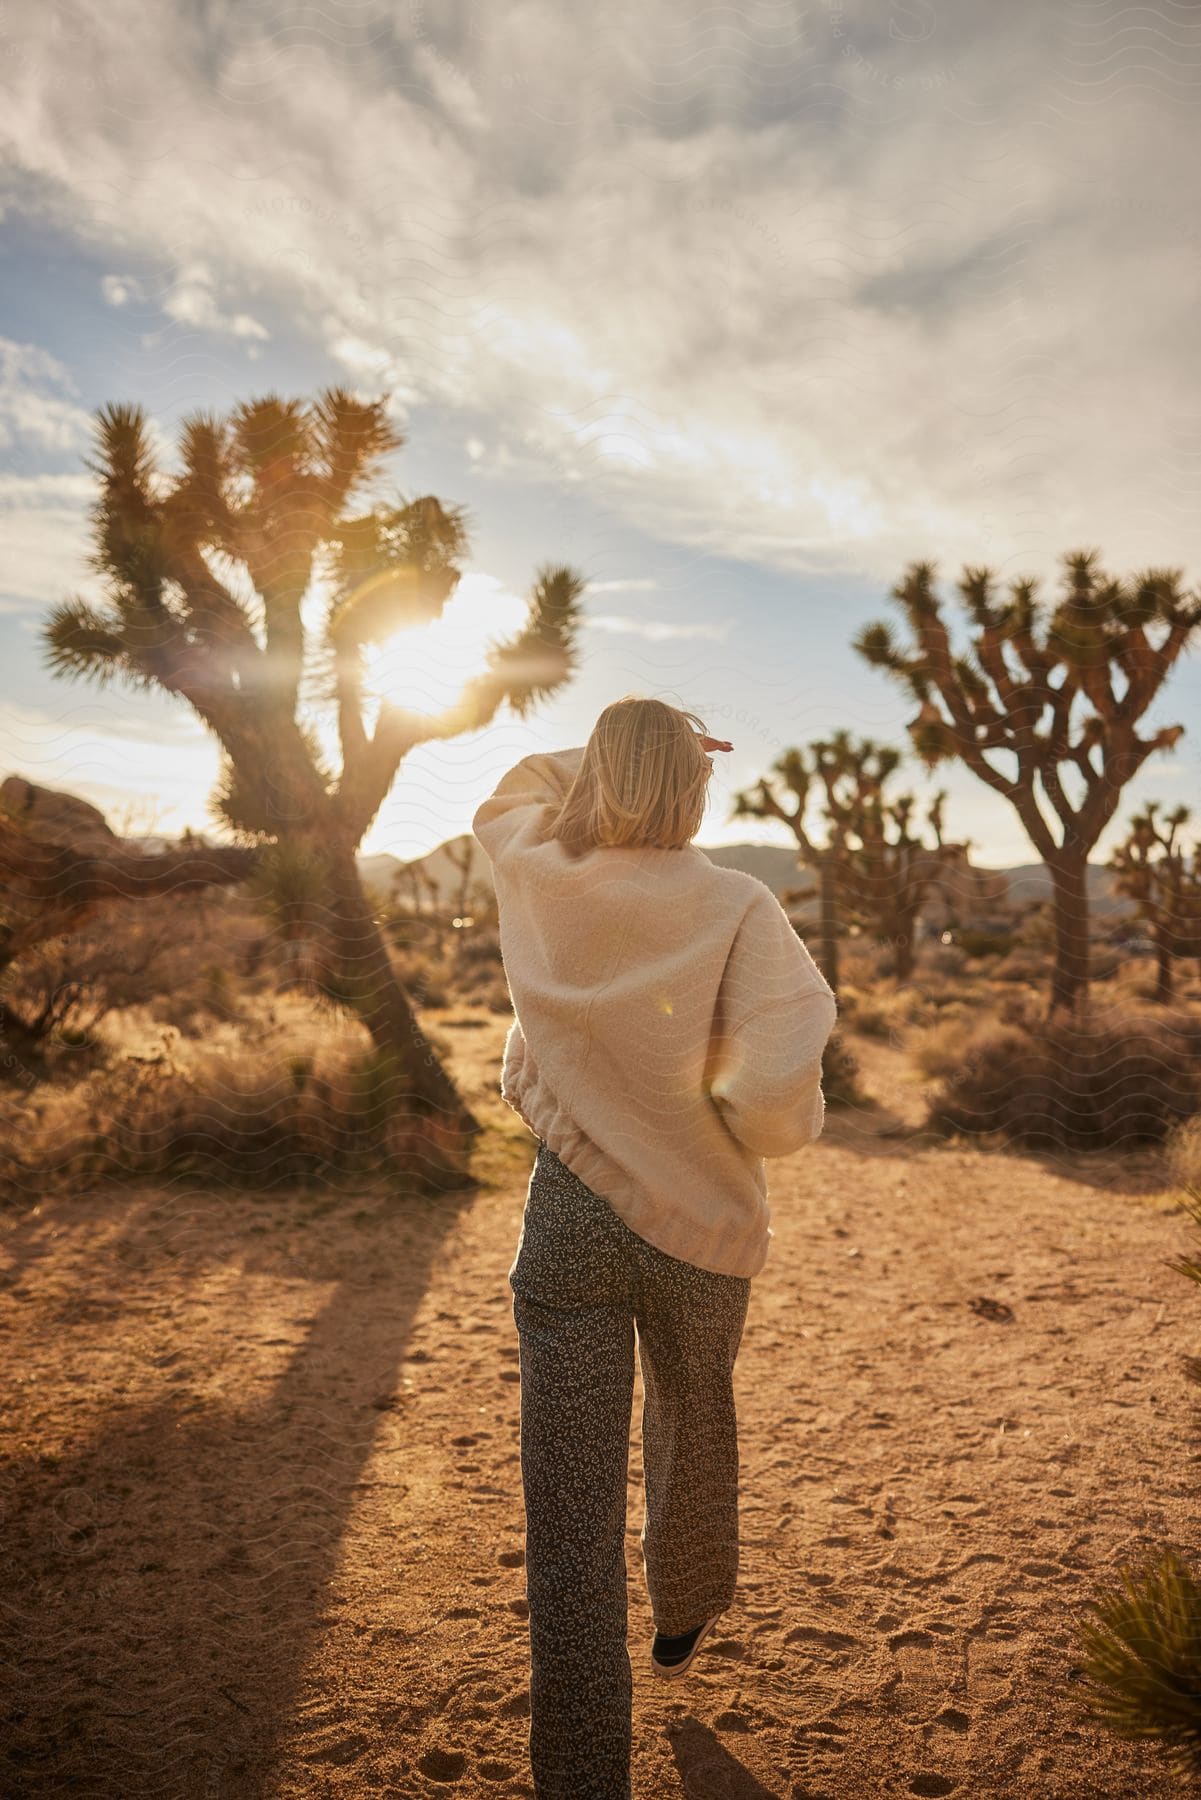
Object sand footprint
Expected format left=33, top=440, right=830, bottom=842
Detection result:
left=417, top=1744, right=468, bottom=1782
left=784, top=1624, right=860, bottom=1656
left=887, top=1627, right=958, bottom=1719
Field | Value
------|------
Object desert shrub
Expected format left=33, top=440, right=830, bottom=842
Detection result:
left=452, top=930, right=509, bottom=1007
left=1168, top=1116, right=1201, bottom=1195
left=0, top=913, right=181, bottom=1082
left=922, top=942, right=969, bottom=978
left=957, top=929, right=1014, bottom=959
left=845, top=997, right=891, bottom=1039
left=1076, top=1187, right=1201, bottom=1775
left=1088, top=943, right=1124, bottom=982
left=834, top=983, right=899, bottom=1037
left=911, top=1014, right=977, bottom=1083
left=835, top=981, right=946, bottom=1052
left=822, top=1029, right=865, bottom=1108
left=6, top=1043, right=471, bottom=1196
left=923, top=981, right=980, bottom=1013
left=386, top=912, right=446, bottom=953
left=456, top=929, right=503, bottom=971
left=992, top=948, right=1051, bottom=984
left=927, top=1001, right=1201, bottom=1149
left=390, top=944, right=454, bottom=1009
left=1077, top=1547, right=1201, bottom=1778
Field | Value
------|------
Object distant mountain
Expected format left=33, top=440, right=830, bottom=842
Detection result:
left=95, top=831, right=1136, bottom=921
left=355, top=837, right=1131, bottom=916
left=996, top=862, right=1132, bottom=916
left=0, top=776, right=1131, bottom=920
left=696, top=842, right=815, bottom=894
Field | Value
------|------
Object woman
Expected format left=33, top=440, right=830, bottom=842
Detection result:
left=472, top=695, right=838, bottom=1800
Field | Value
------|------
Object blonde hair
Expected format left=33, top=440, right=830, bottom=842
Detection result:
left=550, top=695, right=714, bottom=854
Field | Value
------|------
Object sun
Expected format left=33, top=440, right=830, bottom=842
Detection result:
left=362, top=572, right=530, bottom=717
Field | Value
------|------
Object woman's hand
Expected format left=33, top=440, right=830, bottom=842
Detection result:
left=697, top=734, right=734, bottom=753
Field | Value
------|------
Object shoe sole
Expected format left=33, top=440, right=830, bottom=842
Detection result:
left=649, top=1611, right=724, bottom=1679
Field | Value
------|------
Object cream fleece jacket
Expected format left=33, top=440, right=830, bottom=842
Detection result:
left=471, top=744, right=839, bottom=1277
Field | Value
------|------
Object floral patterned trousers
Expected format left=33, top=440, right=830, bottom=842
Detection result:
left=508, top=1141, right=752, bottom=1800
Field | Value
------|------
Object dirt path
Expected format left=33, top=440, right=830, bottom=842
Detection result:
left=2, top=1010, right=1197, bottom=1798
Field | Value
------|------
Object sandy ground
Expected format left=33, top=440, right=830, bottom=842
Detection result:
left=2, top=1007, right=1199, bottom=1799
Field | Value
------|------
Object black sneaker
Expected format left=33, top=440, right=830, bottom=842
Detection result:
left=649, top=1611, right=724, bottom=1679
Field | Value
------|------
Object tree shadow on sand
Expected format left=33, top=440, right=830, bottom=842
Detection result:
left=1, top=1172, right=481, bottom=1797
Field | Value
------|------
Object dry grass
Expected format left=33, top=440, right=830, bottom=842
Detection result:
left=926, top=999, right=1201, bottom=1150
left=1, top=1036, right=471, bottom=1199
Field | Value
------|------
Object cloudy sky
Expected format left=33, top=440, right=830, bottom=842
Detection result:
left=2, top=0, right=1199, bottom=866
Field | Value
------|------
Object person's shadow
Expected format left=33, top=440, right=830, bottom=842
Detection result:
left=1, top=1167, right=479, bottom=1798
left=666, top=1714, right=786, bottom=1799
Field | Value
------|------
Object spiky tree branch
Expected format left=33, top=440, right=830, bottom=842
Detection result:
left=40, top=388, right=587, bottom=1130
left=1110, top=803, right=1201, bottom=1001
left=853, top=549, right=1201, bottom=1010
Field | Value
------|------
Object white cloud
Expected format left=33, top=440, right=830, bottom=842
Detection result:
left=0, top=339, right=92, bottom=453
left=101, top=273, right=138, bottom=306
left=0, top=1, right=1197, bottom=592
left=586, top=614, right=729, bottom=641
left=0, top=471, right=97, bottom=613
left=160, top=262, right=269, bottom=341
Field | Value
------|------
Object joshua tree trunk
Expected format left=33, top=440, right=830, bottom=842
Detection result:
left=1048, top=855, right=1090, bottom=1015
left=1154, top=930, right=1174, bottom=1005
left=891, top=905, right=917, bottom=982
left=319, top=847, right=481, bottom=1135
left=819, top=855, right=840, bottom=991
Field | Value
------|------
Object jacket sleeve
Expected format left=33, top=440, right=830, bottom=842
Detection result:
left=708, top=887, right=838, bottom=1157
left=471, top=746, right=588, bottom=866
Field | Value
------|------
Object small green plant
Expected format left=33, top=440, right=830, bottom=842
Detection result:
left=1168, top=1185, right=1201, bottom=1293
left=1077, top=1548, right=1201, bottom=1777
left=1076, top=1183, right=1201, bottom=1773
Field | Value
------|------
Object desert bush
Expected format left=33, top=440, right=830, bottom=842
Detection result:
left=957, top=929, right=1014, bottom=959
left=0, top=912, right=181, bottom=1082
left=927, top=1001, right=1201, bottom=1149
left=837, top=981, right=937, bottom=1047
left=922, top=980, right=980, bottom=1013
left=910, top=1014, right=977, bottom=1084
left=1077, top=1547, right=1201, bottom=1778
left=456, top=929, right=503, bottom=972
left=844, top=995, right=892, bottom=1039
left=1167, top=1116, right=1201, bottom=1195
left=386, top=912, right=446, bottom=954
left=390, top=943, right=455, bottom=1009
left=452, top=930, right=508, bottom=1007
left=992, top=948, right=1051, bottom=984
left=922, top=942, right=969, bottom=978
left=1076, top=1186, right=1201, bottom=1774
left=1087, top=943, right=1125, bottom=982
left=3, top=1042, right=470, bottom=1197
left=822, top=1029, right=865, bottom=1109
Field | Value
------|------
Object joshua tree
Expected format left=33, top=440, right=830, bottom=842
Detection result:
left=731, top=730, right=952, bottom=985
left=43, top=390, right=586, bottom=1138
left=391, top=858, right=440, bottom=916
left=854, top=550, right=1201, bottom=1013
left=1109, top=803, right=1201, bottom=1003
left=444, top=835, right=485, bottom=922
